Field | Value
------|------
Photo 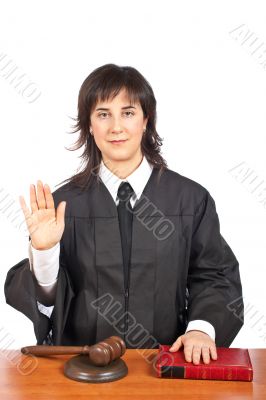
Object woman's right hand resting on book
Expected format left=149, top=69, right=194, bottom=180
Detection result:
left=19, top=180, right=66, bottom=251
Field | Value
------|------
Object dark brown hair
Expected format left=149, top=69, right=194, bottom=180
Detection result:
left=57, top=63, right=167, bottom=190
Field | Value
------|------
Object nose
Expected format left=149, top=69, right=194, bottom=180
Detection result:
left=111, top=115, right=124, bottom=134
left=112, top=127, right=123, bottom=134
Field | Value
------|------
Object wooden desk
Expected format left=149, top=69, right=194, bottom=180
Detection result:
left=0, top=349, right=264, bottom=399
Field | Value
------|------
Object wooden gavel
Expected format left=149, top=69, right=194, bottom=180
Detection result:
left=21, top=336, right=126, bottom=367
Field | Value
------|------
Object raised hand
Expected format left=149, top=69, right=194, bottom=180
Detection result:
left=19, top=180, right=66, bottom=250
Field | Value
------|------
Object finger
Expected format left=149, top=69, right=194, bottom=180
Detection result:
left=30, top=184, right=38, bottom=213
left=169, top=336, right=183, bottom=352
left=43, top=184, right=55, bottom=209
left=183, top=344, right=194, bottom=363
left=56, top=201, right=66, bottom=226
left=210, top=345, right=218, bottom=360
left=19, top=195, right=32, bottom=221
left=201, top=346, right=211, bottom=364
left=36, top=180, right=46, bottom=209
left=191, top=345, right=201, bottom=365
left=19, top=195, right=34, bottom=232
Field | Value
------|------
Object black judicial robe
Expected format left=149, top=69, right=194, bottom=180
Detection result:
left=4, top=167, right=244, bottom=348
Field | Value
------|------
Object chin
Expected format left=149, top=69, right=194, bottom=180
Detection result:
left=105, top=148, right=131, bottom=157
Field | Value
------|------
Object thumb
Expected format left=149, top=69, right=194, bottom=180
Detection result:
left=169, top=335, right=184, bottom=352
left=56, top=201, right=66, bottom=225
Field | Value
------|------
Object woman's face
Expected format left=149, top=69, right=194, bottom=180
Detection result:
left=90, top=88, right=148, bottom=167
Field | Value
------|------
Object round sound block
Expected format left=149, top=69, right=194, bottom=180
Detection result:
left=64, top=354, right=128, bottom=383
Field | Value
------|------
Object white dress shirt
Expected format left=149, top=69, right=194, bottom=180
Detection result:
left=29, top=155, right=215, bottom=340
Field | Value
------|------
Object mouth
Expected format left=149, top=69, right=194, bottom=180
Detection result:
left=110, top=139, right=128, bottom=144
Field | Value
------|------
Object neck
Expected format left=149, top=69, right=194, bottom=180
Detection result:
left=102, top=151, right=143, bottom=179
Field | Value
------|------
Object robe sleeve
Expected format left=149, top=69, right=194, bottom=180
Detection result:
left=187, top=190, right=244, bottom=346
left=4, top=239, right=75, bottom=345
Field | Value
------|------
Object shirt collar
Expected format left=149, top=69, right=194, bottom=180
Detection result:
left=99, top=155, right=153, bottom=204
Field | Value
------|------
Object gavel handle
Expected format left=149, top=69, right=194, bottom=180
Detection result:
left=21, top=345, right=90, bottom=356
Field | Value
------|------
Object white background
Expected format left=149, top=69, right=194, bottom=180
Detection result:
left=0, top=0, right=265, bottom=349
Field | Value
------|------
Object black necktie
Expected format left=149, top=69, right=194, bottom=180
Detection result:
left=117, top=181, right=135, bottom=293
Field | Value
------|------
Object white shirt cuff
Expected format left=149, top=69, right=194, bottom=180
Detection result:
left=28, top=240, right=60, bottom=286
left=185, top=320, right=216, bottom=341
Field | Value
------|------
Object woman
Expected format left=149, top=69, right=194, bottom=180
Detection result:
left=4, top=63, right=244, bottom=365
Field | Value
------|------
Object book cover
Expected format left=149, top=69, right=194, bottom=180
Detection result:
left=156, top=345, right=253, bottom=381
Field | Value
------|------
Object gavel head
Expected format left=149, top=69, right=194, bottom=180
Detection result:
left=89, top=336, right=126, bottom=367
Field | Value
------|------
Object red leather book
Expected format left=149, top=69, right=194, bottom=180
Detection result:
left=156, top=345, right=253, bottom=381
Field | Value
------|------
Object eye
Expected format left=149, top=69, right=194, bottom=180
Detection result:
left=98, top=112, right=108, bottom=118
left=124, top=111, right=134, bottom=117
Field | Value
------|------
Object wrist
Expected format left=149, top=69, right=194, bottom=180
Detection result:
left=186, top=330, right=209, bottom=336
left=31, top=242, right=59, bottom=251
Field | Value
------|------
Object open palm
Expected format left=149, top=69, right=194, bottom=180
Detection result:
left=19, top=180, right=66, bottom=250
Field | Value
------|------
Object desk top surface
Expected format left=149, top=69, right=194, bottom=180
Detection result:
left=0, top=349, right=265, bottom=400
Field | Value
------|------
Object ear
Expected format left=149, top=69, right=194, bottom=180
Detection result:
left=143, top=116, right=148, bottom=129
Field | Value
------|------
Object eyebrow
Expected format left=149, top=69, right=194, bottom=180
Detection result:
left=95, top=105, right=137, bottom=111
